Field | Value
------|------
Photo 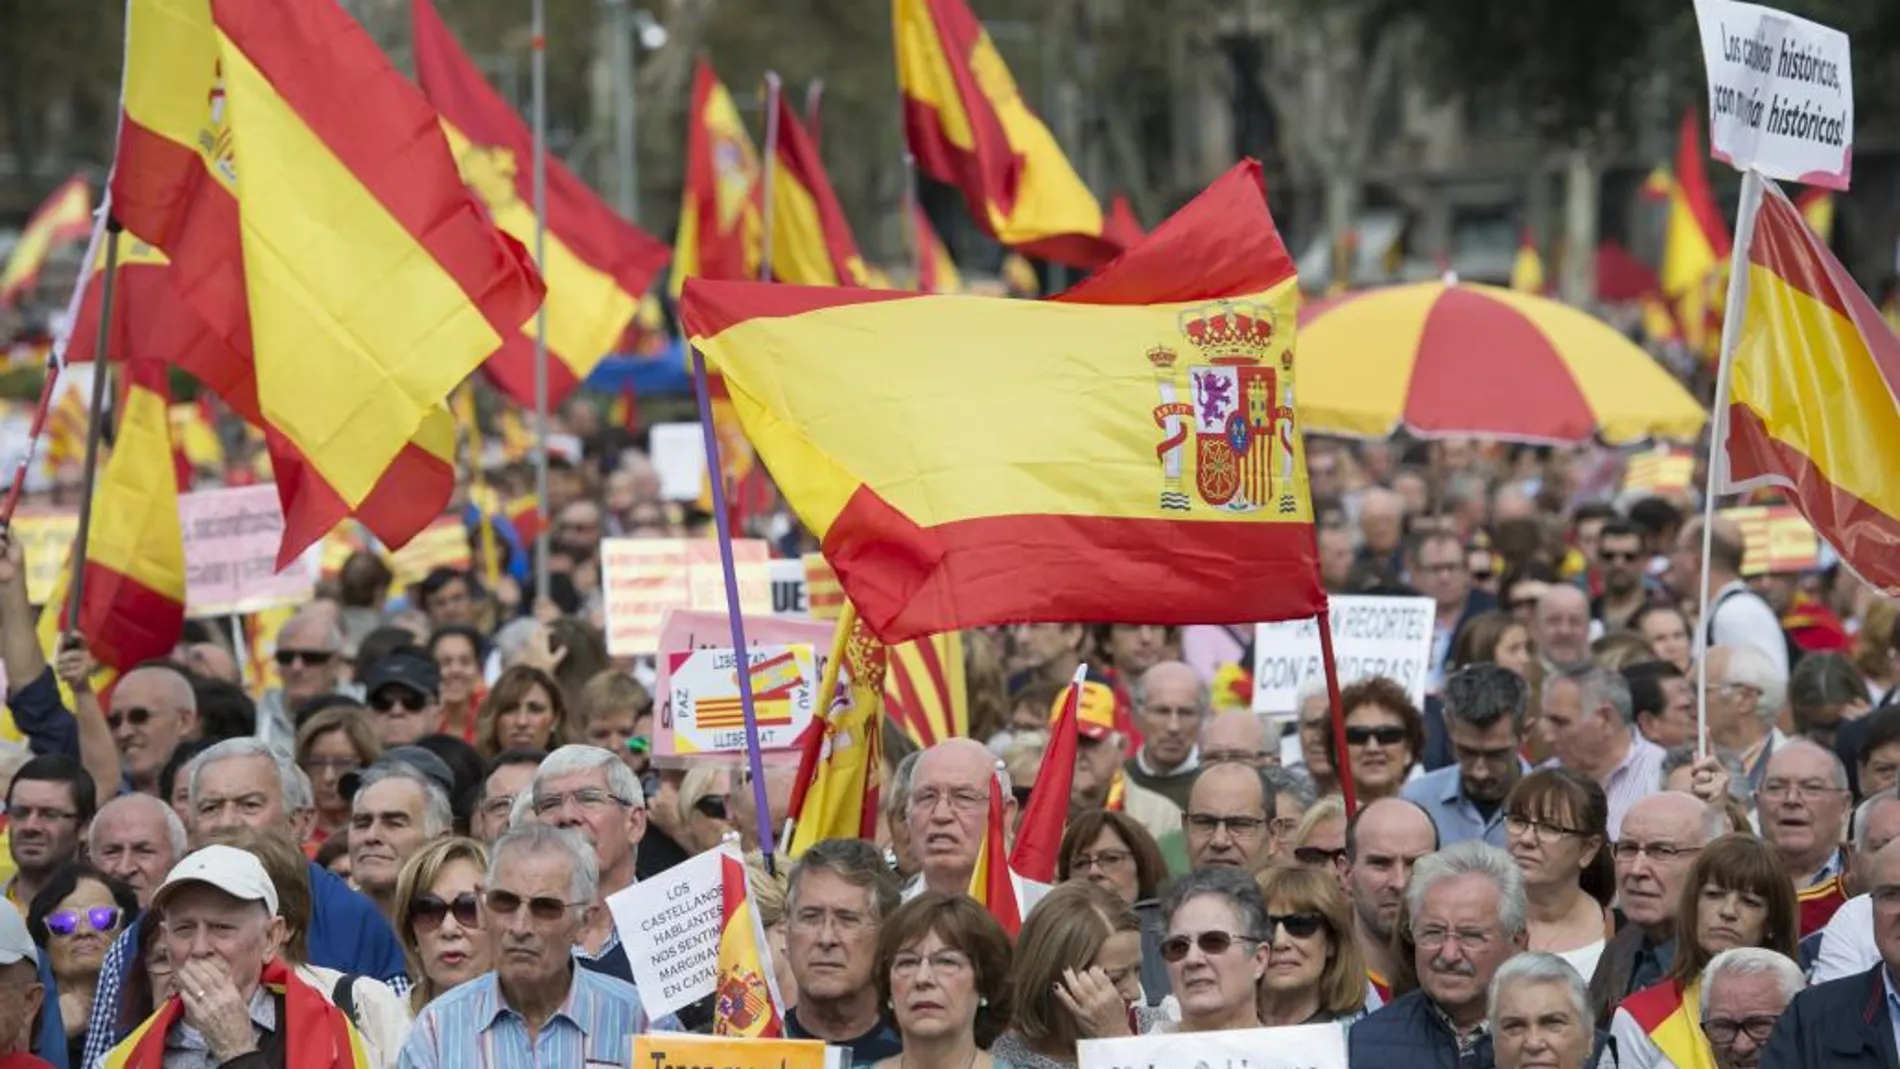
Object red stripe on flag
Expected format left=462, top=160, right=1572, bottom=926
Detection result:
left=887, top=651, right=935, bottom=748
left=78, top=560, right=185, bottom=672
left=1747, top=192, right=1854, bottom=322
left=910, top=635, right=953, bottom=739
left=682, top=280, right=915, bottom=340
left=480, top=336, right=584, bottom=412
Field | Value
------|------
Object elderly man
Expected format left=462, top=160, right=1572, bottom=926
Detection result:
left=782, top=839, right=903, bottom=1065
left=347, top=764, right=453, bottom=921
left=1533, top=586, right=1594, bottom=672
left=1412, top=530, right=1497, bottom=693
left=1199, top=709, right=1275, bottom=768
left=1811, top=788, right=1900, bottom=982
left=256, top=609, right=350, bottom=751
left=903, top=738, right=1050, bottom=911
left=1704, top=645, right=1789, bottom=788
left=401, top=825, right=666, bottom=1068
left=1587, top=792, right=1724, bottom=1022
left=3, top=756, right=93, bottom=909
left=1672, top=516, right=1789, bottom=675
left=360, top=649, right=441, bottom=749
left=1063, top=677, right=1181, bottom=847
left=1488, top=953, right=1602, bottom=1069
left=82, top=739, right=407, bottom=1069
left=1538, top=664, right=1668, bottom=837
left=106, top=844, right=359, bottom=1069
left=525, top=745, right=647, bottom=980
left=1350, top=841, right=1529, bottom=1067
left=1123, top=662, right=1206, bottom=809
left=1760, top=837, right=1900, bottom=1069
left=110, top=666, right=200, bottom=797
left=1404, top=665, right=1530, bottom=848
left=88, top=793, right=188, bottom=907
left=1357, top=487, right=1405, bottom=582
left=1756, top=740, right=1855, bottom=937
left=1345, top=798, right=1439, bottom=1007
left=1697, top=948, right=1804, bottom=1069
left=1181, top=763, right=1277, bottom=873
left=471, top=749, right=545, bottom=843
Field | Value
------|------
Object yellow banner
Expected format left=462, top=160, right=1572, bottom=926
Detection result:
left=15, top=512, right=78, bottom=605
left=634, top=1034, right=827, bottom=1069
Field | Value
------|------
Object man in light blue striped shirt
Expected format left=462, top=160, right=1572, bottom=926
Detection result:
left=400, top=824, right=666, bottom=1069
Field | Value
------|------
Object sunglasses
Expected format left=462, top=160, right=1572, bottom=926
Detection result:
left=1293, top=845, right=1348, bottom=867
left=693, top=796, right=728, bottom=821
left=1266, top=912, right=1325, bottom=939
left=46, top=906, right=121, bottom=937
left=105, top=707, right=153, bottom=732
left=275, top=649, right=336, bottom=668
left=1599, top=550, right=1640, bottom=563
left=1159, top=930, right=1260, bottom=963
left=370, top=690, right=428, bottom=714
left=484, top=888, right=582, bottom=922
left=409, top=892, right=479, bottom=934
left=1345, top=725, right=1407, bottom=747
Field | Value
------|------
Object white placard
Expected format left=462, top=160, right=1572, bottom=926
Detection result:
left=1694, top=0, right=1853, bottom=189
left=611, top=847, right=726, bottom=1018
left=1251, top=595, right=1435, bottom=714
left=664, top=644, right=819, bottom=755
left=649, top=422, right=709, bottom=501
left=769, top=557, right=809, bottom=617
left=1079, top=1025, right=1346, bottom=1069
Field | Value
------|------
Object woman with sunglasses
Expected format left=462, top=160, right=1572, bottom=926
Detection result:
left=993, top=883, right=1144, bottom=1069
left=1289, top=796, right=1348, bottom=871
left=473, top=665, right=572, bottom=760
left=1331, top=678, right=1423, bottom=804
left=27, top=863, right=136, bottom=1069
left=1503, top=770, right=1614, bottom=983
left=679, top=766, right=734, bottom=853
left=1153, top=867, right=1269, bottom=1034
left=295, top=706, right=383, bottom=848
left=392, top=837, right=491, bottom=1014
left=1254, top=864, right=1366, bottom=1026
left=871, top=893, right=1012, bottom=1069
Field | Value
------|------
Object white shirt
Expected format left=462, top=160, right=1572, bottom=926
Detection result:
left=902, top=870, right=1052, bottom=915
left=1811, top=891, right=1878, bottom=984
left=1702, top=579, right=1790, bottom=677
left=299, top=963, right=413, bottom=1069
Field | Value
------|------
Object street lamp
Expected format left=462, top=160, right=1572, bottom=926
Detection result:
left=605, top=0, right=666, bottom=223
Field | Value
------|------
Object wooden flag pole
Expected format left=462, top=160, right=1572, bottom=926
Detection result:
left=529, top=0, right=552, bottom=606
left=1694, top=167, right=1765, bottom=760
left=757, top=72, right=782, bottom=283
left=67, top=220, right=123, bottom=631
left=1314, top=606, right=1358, bottom=816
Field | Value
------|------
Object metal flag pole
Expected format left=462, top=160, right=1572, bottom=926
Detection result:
left=67, top=219, right=123, bottom=630
left=530, top=0, right=551, bottom=606
left=903, top=151, right=921, bottom=289
left=804, top=78, right=824, bottom=150
left=757, top=72, right=782, bottom=282
left=1694, top=167, right=1765, bottom=760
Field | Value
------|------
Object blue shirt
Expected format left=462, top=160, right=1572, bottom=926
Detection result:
left=399, top=966, right=662, bottom=1069
left=1400, top=760, right=1530, bottom=849
left=8, top=667, right=78, bottom=760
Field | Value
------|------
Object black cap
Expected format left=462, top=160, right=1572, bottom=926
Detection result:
left=339, top=745, right=457, bottom=801
left=363, top=650, right=440, bottom=701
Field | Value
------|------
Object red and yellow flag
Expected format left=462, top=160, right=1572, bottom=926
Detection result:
left=110, top=0, right=544, bottom=567
left=894, top=0, right=1118, bottom=269
left=1718, top=179, right=1900, bottom=594
left=1793, top=187, right=1835, bottom=244
left=1656, top=109, right=1733, bottom=358
left=670, top=60, right=762, bottom=294
left=885, top=632, right=966, bottom=746
left=785, top=602, right=888, bottom=857
left=42, top=381, right=88, bottom=472
left=766, top=93, right=875, bottom=288
left=412, top=0, right=667, bottom=408
left=0, top=177, right=92, bottom=306
left=1105, top=194, right=1145, bottom=251
left=681, top=160, right=1322, bottom=643
left=914, top=206, right=961, bottom=293
left=1010, top=668, right=1082, bottom=882
left=102, top=959, right=370, bottom=1069
left=1618, top=979, right=1710, bottom=1069
left=713, top=850, right=786, bottom=1038
left=1511, top=227, right=1546, bottom=294
left=970, top=770, right=1021, bottom=937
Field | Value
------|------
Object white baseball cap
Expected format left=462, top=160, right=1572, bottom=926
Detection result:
left=0, top=901, right=37, bottom=967
left=153, top=845, right=280, bottom=916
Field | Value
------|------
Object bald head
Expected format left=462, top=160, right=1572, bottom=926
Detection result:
left=276, top=605, right=344, bottom=703
left=111, top=666, right=199, bottom=792
left=1533, top=585, right=1592, bottom=669
left=907, top=738, right=1003, bottom=895
left=1201, top=709, right=1270, bottom=767
left=1135, top=661, right=1208, bottom=772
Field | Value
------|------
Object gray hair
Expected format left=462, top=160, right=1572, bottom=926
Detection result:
left=533, top=744, right=645, bottom=809
left=488, top=823, right=599, bottom=905
left=352, top=763, right=452, bottom=838
left=1443, top=664, right=1528, bottom=734
left=1774, top=737, right=1850, bottom=791
left=1697, top=947, right=1804, bottom=1018
left=279, top=608, right=345, bottom=652
left=186, top=738, right=313, bottom=812
left=1555, top=664, right=1634, bottom=727
left=786, top=838, right=901, bottom=922
left=492, top=618, right=547, bottom=670
left=1294, top=676, right=1330, bottom=715
left=1717, top=645, right=1787, bottom=722
left=1659, top=745, right=1748, bottom=802
left=1486, top=952, right=1589, bottom=1029
left=1262, top=764, right=1317, bottom=813
left=1407, top=841, right=1528, bottom=940
left=883, top=751, right=922, bottom=820
left=94, top=792, right=188, bottom=857
left=1131, top=664, right=1210, bottom=718
left=1161, top=865, right=1268, bottom=941
left=1853, top=788, right=1900, bottom=853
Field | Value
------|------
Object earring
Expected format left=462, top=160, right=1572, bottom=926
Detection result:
left=978, top=997, right=988, bottom=1007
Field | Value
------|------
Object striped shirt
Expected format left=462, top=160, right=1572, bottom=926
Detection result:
left=398, top=967, right=659, bottom=1069
left=1603, top=730, right=1671, bottom=839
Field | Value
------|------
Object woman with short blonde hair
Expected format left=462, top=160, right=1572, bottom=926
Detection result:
left=393, top=837, right=492, bottom=1014
left=1254, top=864, right=1366, bottom=1024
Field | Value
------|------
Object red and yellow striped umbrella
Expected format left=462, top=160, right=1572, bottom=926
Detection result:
left=1298, top=281, right=1706, bottom=444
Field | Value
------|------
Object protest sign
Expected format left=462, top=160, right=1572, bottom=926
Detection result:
left=634, top=1034, right=831, bottom=1069
left=1694, top=0, right=1853, bottom=188
left=178, top=486, right=316, bottom=615
left=1252, top=596, right=1435, bottom=714
left=1622, top=448, right=1695, bottom=499
left=1079, top=1025, right=1347, bottom=1069
left=649, top=422, right=709, bottom=501
left=655, top=609, right=836, bottom=757
left=664, top=645, right=819, bottom=755
left=12, top=511, right=76, bottom=605
left=601, top=538, right=771, bottom=655
left=1721, top=503, right=1821, bottom=575
left=769, top=557, right=808, bottom=616
left=612, top=847, right=726, bottom=1018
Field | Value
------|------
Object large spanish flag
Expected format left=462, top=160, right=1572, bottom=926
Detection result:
left=412, top=0, right=667, bottom=408
left=1657, top=109, right=1732, bottom=357
left=894, top=0, right=1117, bottom=269
left=110, top=0, right=543, bottom=566
left=670, top=60, right=762, bottom=294
left=681, top=160, right=1321, bottom=643
left=766, top=93, right=875, bottom=288
left=784, top=602, right=887, bottom=858
left=713, top=850, right=786, bottom=1038
left=1720, top=179, right=1900, bottom=593
left=0, top=177, right=92, bottom=306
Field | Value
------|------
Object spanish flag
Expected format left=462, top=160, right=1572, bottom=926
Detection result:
left=784, top=602, right=887, bottom=857
left=1717, top=179, right=1900, bottom=594
left=713, top=850, right=786, bottom=1038
left=894, top=0, right=1118, bottom=269
left=670, top=60, right=762, bottom=294
left=102, top=958, right=371, bottom=1069
left=766, top=91, right=875, bottom=288
left=1511, top=227, right=1546, bottom=294
left=109, top=0, right=544, bottom=567
left=412, top=0, right=668, bottom=409
left=1616, top=979, right=1713, bottom=1069
left=1105, top=194, right=1145, bottom=250
left=42, top=380, right=88, bottom=472
left=885, top=632, right=967, bottom=746
left=970, top=770, right=1021, bottom=937
left=1009, top=667, right=1082, bottom=882
left=914, top=206, right=961, bottom=293
left=681, top=160, right=1322, bottom=643
left=0, top=176, right=92, bottom=306
left=1794, top=187, right=1835, bottom=244
left=1655, top=109, right=1732, bottom=358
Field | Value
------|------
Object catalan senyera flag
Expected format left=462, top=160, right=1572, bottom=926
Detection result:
left=1657, top=109, right=1733, bottom=358
left=412, top=0, right=668, bottom=408
left=1009, top=667, right=1082, bottom=882
left=0, top=177, right=92, bottom=306
left=1717, top=179, right=1900, bottom=594
left=682, top=160, right=1322, bottom=643
left=895, top=0, right=1118, bottom=269
left=885, top=632, right=966, bottom=746
left=713, top=849, right=786, bottom=1038
left=971, top=770, right=1021, bottom=937
left=914, top=206, right=961, bottom=293
left=765, top=93, right=875, bottom=288
left=670, top=60, right=762, bottom=294
left=110, top=0, right=544, bottom=567
left=1511, top=227, right=1546, bottom=294
left=784, top=602, right=887, bottom=857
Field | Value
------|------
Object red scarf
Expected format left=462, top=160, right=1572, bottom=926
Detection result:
left=102, top=958, right=368, bottom=1069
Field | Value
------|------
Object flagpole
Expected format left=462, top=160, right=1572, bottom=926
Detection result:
left=804, top=79, right=824, bottom=151
left=530, top=0, right=551, bottom=607
left=690, top=343, right=778, bottom=869
left=902, top=151, right=922, bottom=289
left=1694, top=167, right=1765, bottom=761
left=757, top=72, right=782, bottom=283
left=1315, top=606, right=1358, bottom=815
left=67, top=220, right=123, bottom=631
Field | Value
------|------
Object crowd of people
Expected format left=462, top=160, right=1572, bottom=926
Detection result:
left=0, top=413, right=1891, bottom=1069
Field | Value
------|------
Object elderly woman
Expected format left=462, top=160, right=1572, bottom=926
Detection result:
left=1152, top=867, right=1269, bottom=1034
left=1289, top=795, right=1348, bottom=871
left=993, top=883, right=1143, bottom=1069
left=871, top=893, right=1013, bottom=1069
left=28, top=863, right=138, bottom=1069
left=295, top=706, right=382, bottom=846
left=392, top=838, right=491, bottom=1014
left=678, top=766, right=734, bottom=853
left=1292, top=682, right=1339, bottom=798
left=1503, top=770, right=1614, bottom=982
left=474, top=666, right=572, bottom=759
left=1254, top=863, right=1365, bottom=1026
left=1610, top=834, right=1800, bottom=1069
left=1332, top=677, right=1424, bottom=803
left=1487, top=953, right=1600, bottom=1069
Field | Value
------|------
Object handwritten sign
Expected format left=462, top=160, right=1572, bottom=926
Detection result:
left=1079, top=1025, right=1346, bottom=1069
left=12, top=511, right=76, bottom=606
left=1695, top=0, right=1853, bottom=188
left=612, top=847, right=726, bottom=1018
left=634, top=1034, right=831, bottom=1069
left=176, top=486, right=315, bottom=615
left=1721, top=503, right=1821, bottom=575
left=665, top=645, right=818, bottom=756
left=601, top=538, right=771, bottom=655
left=655, top=610, right=836, bottom=758
left=1251, top=596, right=1435, bottom=714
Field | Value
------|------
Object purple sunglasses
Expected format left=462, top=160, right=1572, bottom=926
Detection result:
left=46, top=906, right=121, bottom=937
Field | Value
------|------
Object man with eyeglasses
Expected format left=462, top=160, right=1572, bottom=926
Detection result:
left=1759, top=837, right=1900, bottom=1069
left=902, top=738, right=1051, bottom=912
left=400, top=825, right=671, bottom=1069
left=528, top=745, right=648, bottom=984
left=471, top=749, right=545, bottom=844
left=1404, top=665, right=1531, bottom=849
left=1693, top=948, right=1803, bottom=1069
left=2, top=757, right=92, bottom=910
left=783, top=839, right=903, bottom=1066
left=360, top=649, right=441, bottom=748
left=255, top=608, right=350, bottom=752
left=345, top=762, right=453, bottom=922
left=1537, top=664, right=1667, bottom=838
left=1754, top=740, right=1855, bottom=938
left=1586, top=791, right=1721, bottom=1024
left=1588, top=521, right=1654, bottom=633
left=1181, top=762, right=1277, bottom=873
left=1811, top=789, right=1900, bottom=983
left=1411, top=530, right=1496, bottom=695
left=1344, top=797, right=1438, bottom=1009
left=107, top=665, right=200, bottom=798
